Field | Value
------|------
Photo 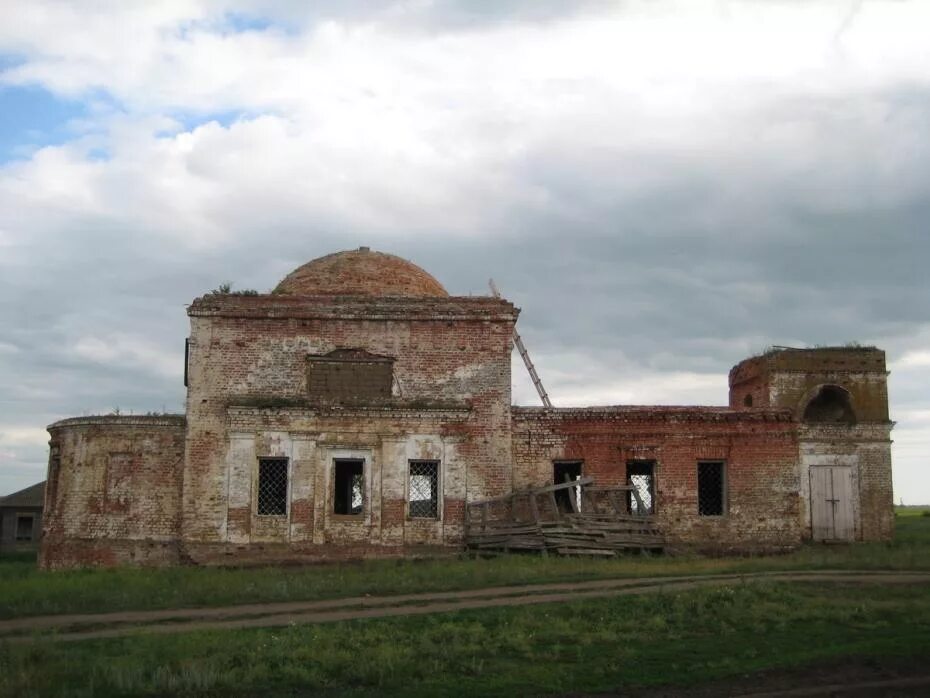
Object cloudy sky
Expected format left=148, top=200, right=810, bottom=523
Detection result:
left=1, top=0, right=928, bottom=502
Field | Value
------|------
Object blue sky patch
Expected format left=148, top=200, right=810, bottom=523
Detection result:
left=0, top=85, right=87, bottom=163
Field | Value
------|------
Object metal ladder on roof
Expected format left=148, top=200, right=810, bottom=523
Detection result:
left=489, top=279, right=553, bottom=409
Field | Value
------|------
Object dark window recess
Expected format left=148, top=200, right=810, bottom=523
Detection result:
left=47, top=454, right=61, bottom=510
left=334, top=459, right=364, bottom=515
left=627, top=460, right=655, bottom=515
left=698, top=461, right=725, bottom=516
left=184, top=338, right=190, bottom=388
left=257, top=458, right=288, bottom=516
left=307, top=349, right=393, bottom=402
left=553, top=461, right=582, bottom=513
left=409, top=461, right=439, bottom=518
left=803, top=385, right=856, bottom=424
left=743, top=394, right=753, bottom=407
left=16, top=515, right=34, bottom=541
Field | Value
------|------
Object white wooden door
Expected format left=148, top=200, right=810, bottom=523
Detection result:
left=810, top=466, right=854, bottom=542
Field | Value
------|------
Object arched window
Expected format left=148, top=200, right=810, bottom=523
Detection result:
left=743, top=394, right=753, bottom=407
left=802, top=385, right=855, bottom=424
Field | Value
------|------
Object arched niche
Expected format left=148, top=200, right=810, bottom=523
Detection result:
left=802, top=385, right=856, bottom=424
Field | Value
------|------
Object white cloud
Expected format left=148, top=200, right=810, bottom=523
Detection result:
left=73, top=334, right=182, bottom=380
left=894, top=351, right=930, bottom=370
left=0, top=427, right=50, bottom=446
left=0, top=0, right=929, bottom=501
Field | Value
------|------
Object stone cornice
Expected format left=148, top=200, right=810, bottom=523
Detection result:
left=48, top=415, right=186, bottom=430
left=188, top=294, right=518, bottom=322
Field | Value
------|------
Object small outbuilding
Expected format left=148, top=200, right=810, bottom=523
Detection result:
left=0, top=481, right=45, bottom=551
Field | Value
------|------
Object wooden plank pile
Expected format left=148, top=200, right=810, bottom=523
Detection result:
left=465, top=478, right=663, bottom=557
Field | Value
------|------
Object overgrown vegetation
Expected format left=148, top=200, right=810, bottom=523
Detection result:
left=1, top=510, right=928, bottom=621
left=2, top=581, right=928, bottom=697
left=208, top=282, right=259, bottom=296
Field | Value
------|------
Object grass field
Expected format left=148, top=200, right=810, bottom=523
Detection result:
left=1, top=575, right=928, bottom=696
left=0, top=511, right=927, bottom=696
left=2, top=509, right=929, bottom=620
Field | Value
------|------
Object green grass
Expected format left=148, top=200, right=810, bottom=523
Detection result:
left=2, top=581, right=929, bottom=697
left=2, top=512, right=928, bottom=620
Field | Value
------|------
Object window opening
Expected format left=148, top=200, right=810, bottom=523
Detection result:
left=803, top=385, right=855, bottom=424
left=698, top=461, right=725, bottom=516
left=184, top=338, right=190, bottom=387
left=743, top=394, right=753, bottom=407
left=257, top=458, right=288, bottom=516
left=409, top=461, right=439, bottom=518
left=553, top=461, right=583, bottom=513
left=47, top=453, right=60, bottom=510
left=15, top=515, right=34, bottom=541
left=334, top=459, right=364, bottom=515
left=627, top=460, right=656, bottom=515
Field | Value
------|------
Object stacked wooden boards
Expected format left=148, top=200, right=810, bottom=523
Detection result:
left=465, top=479, right=664, bottom=557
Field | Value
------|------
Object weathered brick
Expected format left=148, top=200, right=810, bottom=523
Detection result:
left=39, top=252, right=895, bottom=568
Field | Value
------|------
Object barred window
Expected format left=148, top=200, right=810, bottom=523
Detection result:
left=627, top=460, right=655, bottom=515
left=334, top=459, right=364, bottom=515
left=409, top=461, right=439, bottom=518
left=257, top=458, right=288, bottom=516
left=698, top=461, right=725, bottom=516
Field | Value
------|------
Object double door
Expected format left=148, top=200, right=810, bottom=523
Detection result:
left=810, top=466, right=855, bottom=542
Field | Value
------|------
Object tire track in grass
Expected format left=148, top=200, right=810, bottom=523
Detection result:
left=2, top=570, right=927, bottom=643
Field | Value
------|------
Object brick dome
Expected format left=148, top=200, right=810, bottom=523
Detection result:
left=274, top=247, right=448, bottom=297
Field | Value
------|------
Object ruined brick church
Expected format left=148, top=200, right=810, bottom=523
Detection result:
left=41, top=248, right=894, bottom=568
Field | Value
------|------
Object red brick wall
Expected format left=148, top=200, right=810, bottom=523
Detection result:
left=513, top=407, right=802, bottom=551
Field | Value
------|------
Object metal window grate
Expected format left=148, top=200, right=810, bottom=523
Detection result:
left=698, top=461, right=725, bottom=516
left=258, top=458, right=288, bottom=516
left=627, top=460, right=655, bottom=515
left=409, top=460, right=439, bottom=518
left=629, top=474, right=654, bottom=514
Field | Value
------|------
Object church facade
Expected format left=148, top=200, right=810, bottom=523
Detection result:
left=40, top=249, right=894, bottom=568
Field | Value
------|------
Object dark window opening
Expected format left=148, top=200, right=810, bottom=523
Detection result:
left=803, top=385, right=856, bottom=424
left=698, top=461, right=725, bottom=516
left=16, top=515, right=34, bottom=541
left=553, top=461, right=582, bottom=513
left=627, top=460, right=656, bottom=515
left=184, top=338, right=190, bottom=388
left=743, top=394, right=753, bottom=407
left=334, top=459, right=364, bottom=515
left=47, top=454, right=61, bottom=510
left=257, top=458, right=288, bottom=516
left=409, top=460, right=439, bottom=518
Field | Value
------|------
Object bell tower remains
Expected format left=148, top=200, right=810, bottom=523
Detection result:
left=729, top=346, right=893, bottom=542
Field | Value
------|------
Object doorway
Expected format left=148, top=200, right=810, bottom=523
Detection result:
left=810, top=466, right=854, bottom=541
left=626, top=460, right=656, bottom=515
left=553, top=461, right=582, bottom=514
left=333, top=459, right=364, bottom=515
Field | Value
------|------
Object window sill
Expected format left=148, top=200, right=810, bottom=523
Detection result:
left=330, top=514, right=365, bottom=522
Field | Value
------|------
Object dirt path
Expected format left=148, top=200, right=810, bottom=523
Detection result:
left=2, top=569, right=927, bottom=643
